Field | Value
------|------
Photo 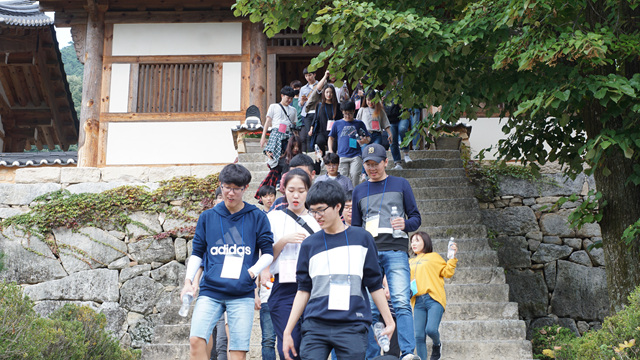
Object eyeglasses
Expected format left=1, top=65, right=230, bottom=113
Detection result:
left=343, top=111, right=355, bottom=116
left=221, top=185, right=246, bottom=194
left=344, top=205, right=352, bottom=211
left=308, top=206, right=330, bottom=217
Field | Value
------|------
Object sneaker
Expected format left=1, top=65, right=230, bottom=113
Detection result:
left=392, top=163, right=403, bottom=170
left=404, top=154, right=413, bottom=163
left=401, top=354, right=421, bottom=360
left=430, top=344, right=441, bottom=360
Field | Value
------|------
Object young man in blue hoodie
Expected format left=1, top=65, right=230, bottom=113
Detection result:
left=181, top=164, right=274, bottom=360
left=281, top=180, right=395, bottom=360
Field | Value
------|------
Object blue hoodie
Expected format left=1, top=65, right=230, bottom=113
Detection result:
left=192, top=201, right=274, bottom=300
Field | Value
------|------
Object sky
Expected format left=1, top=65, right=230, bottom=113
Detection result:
left=44, top=12, right=73, bottom=49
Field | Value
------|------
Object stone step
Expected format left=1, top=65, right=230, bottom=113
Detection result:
left=398, top=150, right=462, bottom=160
left=141, top=344, right=189, bottom=360
left=420, top=211, right=482, bottom=226
left=444, top=267, right=506, bottom=285
left=419, top=225, right=487, bottom=239
left=153, top=324, right=190, bottom=344
left=416, top=198, right=479, bottom=213
left=440, top=250, right=499, bottom=267
left=412, top=186, right=475, bottom=199
left=422, top=339, right=533, bottom=360
left=443, top=302, right=519, bottom=321
left=389, top=168, right=466, bottom=178
left=431, top=238, right=492, bottom=253
left=399, top=158, right=464, bottom=169
left=445, top=283, right=509, bottom=303
left=243, top=161, right=271, bottom=172
left=439, top=320, right=527, bottom=341
left=408, top=177, right=470, bottom=187
left=238, top=152, right=269, bottom=163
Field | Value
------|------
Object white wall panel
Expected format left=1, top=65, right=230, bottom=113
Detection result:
left=112, top=23, right=242, bottom=56
left=105, top=121, right=240, bottom=165
left=109, top=64, right=130, bottom=113
left=221, top=62, right=242, bottom=111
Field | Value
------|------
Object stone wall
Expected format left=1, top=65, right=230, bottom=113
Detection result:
left=476, top=172, right=609, bottom=338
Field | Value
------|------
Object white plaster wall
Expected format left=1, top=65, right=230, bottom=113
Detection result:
left=105, top=121, right=240, bottom=165
left=109, top=64, right=130, bottom=113
left=112, top=23, right=242, bottom=56
left=221, top=62, right=242, bottom=111
left=459, top=117, right=511, bottom=160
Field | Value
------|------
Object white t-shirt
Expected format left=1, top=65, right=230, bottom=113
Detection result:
left=266, top=103, right=297, bottom=131
left=268, top=209, right=321, bottom=278
left=356, top=107, right=390, bottom=132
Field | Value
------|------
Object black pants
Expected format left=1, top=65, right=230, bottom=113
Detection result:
left=300, top=318, right=368, bottom=360
left=301, top=113, right=315, bottom=152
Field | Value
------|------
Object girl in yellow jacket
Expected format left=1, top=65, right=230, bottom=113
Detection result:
left=409, top=231, right=458, bottom=360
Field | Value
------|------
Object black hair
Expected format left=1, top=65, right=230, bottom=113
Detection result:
left=340, top=100, right=356, bottom=112
left=283, top=168, right=312, bottom=190
left=290, top=80, right=302, bottom=89
left=321, top=84, right=339, bottom=117
left=219, top=163, right=252, bottom=187
left=303, top=67, right=315, bottom=75
left=306, top=180, right=346, bottom=215
left=281, top=86, right=296, bottom=97
left=345, top=190, right=353, bottom=203
left=215, top=186, right=223, bottom=198
left=323, top=152, right=340, bottom=165
left=257, top=185, right=276, bottom=198
left=410, top=231, right=434, bottom=255
left=284, top=134, right=303, bottom=163
left=289, top=153, right=316, bottom=174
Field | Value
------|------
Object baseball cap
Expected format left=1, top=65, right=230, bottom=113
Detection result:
left=362, top=143, right=387, bottom=163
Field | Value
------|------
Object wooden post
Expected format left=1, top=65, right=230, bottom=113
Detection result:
left=249, top=23, right=267, bottom=123
left=77, top=10, right=104, bottom=167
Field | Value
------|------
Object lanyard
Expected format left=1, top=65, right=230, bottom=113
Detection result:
left=411, top=253, right=426, bottom=281
left=323, top=103, right=334, bottom=121
left=322, top=225, right=350, bottom=284
left=365, top=177, right=388, bottom=219
left=219, top=215, right=245, bottom=246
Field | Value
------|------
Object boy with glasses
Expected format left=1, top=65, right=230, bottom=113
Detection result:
left=281, top=180, right=395, bottom=360
left=181, top=164, right=274, bottom=360
left=327, top=100, right=371, bottom=187
left=314, top=152, right=354, bottom=193
left=352, top=144, right=422, bottom=360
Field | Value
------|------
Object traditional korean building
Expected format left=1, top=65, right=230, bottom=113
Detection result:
left=37, top=0, right=322, bottom=167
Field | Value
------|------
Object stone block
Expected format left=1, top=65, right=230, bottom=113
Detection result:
left=187, top=240, right=193, bottom=258
left=0, top=207, right=28, bottom=219
left=66, top=182, right=133, bottom=194
left=126, top=212, right=163, bottom=239
left=101, top=167, right=150, bottom=182
left=23, top=269, right=119, bottom=302
left=523, top=198, right=536, bottom=206
left=577, top=321, right=589, bottom=335
left=525, top=231, right=543, bottom=241
left=53, top=227, right=128, bottom=273
left=175, top=238, right=187, bottom=262
left=576, top=222, right=602, bottom=238
left=162, top=217, right=196, bottom=238
left=148, top=167, right=192, bottom=182
left=498, top=173, right=586, bottom=197
left=493, top=236, right=531, bottom=269
left=33, top=300, right=99, bottom=317
left=481, top=206, right=538, bottom=236
left=542, top=236, right=562, bottom=245
left=506, top=269, right=548, bottom=319
left=531, top=244, right=572, bottom=263
left=563, top=238, right=582, bottom=250
left=98, top=302, right=128, bottom=336
left=569, top=250, right=592, bottom=267
left=551, top=260, right=609, bottom=321
left=108, top=256, right=131, bottom=270
left=540, top=211, right=575, bottom=237
left=536, top=196, right=561, bottom=204
left=120, top=264, right=152, bottom=283
left=120, top=276, right=164, bottom=314
left=528, top=239, right=540, bottom=252
left=584, top=239, right=605, bottom=266
left=191, top=165, right=224, bottom=178
left=0, top=183, right=61, bottom=205
left=14, top=167, right=61, bottom=183
left=544, top=261, right=557, bottom=292
left=128, top=237, right=175, bottom=264
left=150, top=261, right=186, bottom=287
left=60, top=167, right=101, bottom=183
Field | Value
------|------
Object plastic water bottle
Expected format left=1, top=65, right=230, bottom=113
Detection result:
left=178, top=293, right=193, bottom=317
left=373, top=322, right=390, bottom=352
left=448, top=237, right=456, bottom=260
left=390, top=206, right=403, bottom=238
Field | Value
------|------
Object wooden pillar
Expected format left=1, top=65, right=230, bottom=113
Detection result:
left=249, top=23, right=267, bottom=123
left=77, top=10, right=104, bottom=167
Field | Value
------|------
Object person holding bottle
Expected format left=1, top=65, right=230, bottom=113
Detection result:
left=409, top=231, right=458, bottom=360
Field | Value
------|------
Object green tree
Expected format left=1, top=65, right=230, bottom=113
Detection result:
left=60, top=44, right=83, bottom=116
left=233, top=0, right=640, bottom=311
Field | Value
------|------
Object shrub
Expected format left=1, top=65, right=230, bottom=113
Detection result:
left=531, top=325, right=577, bottom=359
left=0, top=281, right=140, bottom=360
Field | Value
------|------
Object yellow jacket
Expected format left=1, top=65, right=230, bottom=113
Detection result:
left=409, top=252, right=458, bottom=309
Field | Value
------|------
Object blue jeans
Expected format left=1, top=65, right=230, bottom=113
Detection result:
left=390, top=119, right=410, bottom=163
left=410, top=109, right=421, bottom=149
left=260, top=302, right=277, bottom=360
left=413, top=294, right=445, bottom=360
left=366, top=251, right=415, bottom=359
left=190, top=296, right=254, bottom=351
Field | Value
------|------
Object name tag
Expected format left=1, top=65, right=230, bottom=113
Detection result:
left=328, top=281, right=351, bottom=311
left=221, top=253, right=244, bottom=279
left=278, top=123, right=287, bottom=133
left=279, top=259, right=297, bottom=283
left=327, top=120, right=335, bottom=131
left=371, top=120, right=380, bottom=131
left=410, top=279, right=418, bottom=297
left=349, top=138, right=358, bottom=148
left=365, top=214, right=380, bottom=237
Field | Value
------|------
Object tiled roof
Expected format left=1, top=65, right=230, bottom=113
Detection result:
left=0, top=1, right=53, bottom=27
left=0, top=151, right=77, bottom=167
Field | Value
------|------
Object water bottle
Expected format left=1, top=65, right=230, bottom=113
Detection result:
left=390, top=206, right=403, bottom=238
left=178, top=293, right=193, bottom=317
left=373, top=322, right=390, bottom=352
left=448, top=237, right=456, bottom=260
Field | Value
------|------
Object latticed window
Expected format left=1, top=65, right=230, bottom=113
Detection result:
left=136, top=63, right=217, bottom=113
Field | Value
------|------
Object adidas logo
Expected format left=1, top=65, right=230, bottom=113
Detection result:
left=209, top=244, right=252, bottom=256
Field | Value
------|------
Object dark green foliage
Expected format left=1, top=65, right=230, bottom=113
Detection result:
left=60, top=45, right=83, bottom=116
left=531, top=325, right=577, bottom=359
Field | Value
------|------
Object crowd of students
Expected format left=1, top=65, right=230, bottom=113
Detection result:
left=179, top=68, right=460, bottom=360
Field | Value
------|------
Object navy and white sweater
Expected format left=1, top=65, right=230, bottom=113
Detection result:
left=351, top=175, right=422, bottom=251
left=192, top=201, right=274, bottom=300
left=296, top=226, right=383, bottom=325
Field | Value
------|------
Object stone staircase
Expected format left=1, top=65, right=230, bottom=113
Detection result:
left=388, top=150, right=532, bottom=360
left=141, top=149, right=533, bottom=359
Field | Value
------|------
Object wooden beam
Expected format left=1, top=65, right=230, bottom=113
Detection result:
left=213, top=63, right=223, bottom=111
left=0, top=67, right=17, bottom=107
left=21, top=65, right=43, bottom=106
left=128, top=63, right=139, bottom=112
left=54, top=10, right=88, bottom=27
left=7, top=66, right=28, bottom=107
left=100, top=111, right=245, bottom=122
left=250, top=23, right=267, bottom=122
left=39, top=125, right=56, bottom=149
left=267, top=46, right=324, bottom=56
left=103, top=10, right=245, bottom=23
left=77, top=10, right=104, bottom=167
left=267, top=54, right=276, bottom=108
left=35, top=51, right=65, bottom=148
left=97, top=117, right=108, bottom=166
left=12, top=109, right=52, bottom=127
left=0, top=38, right=36, bottom=53
left=105, top=54, right=249, bottom=64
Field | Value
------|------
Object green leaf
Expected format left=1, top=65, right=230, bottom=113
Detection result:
left=594, top=88, right=607, bottom=99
